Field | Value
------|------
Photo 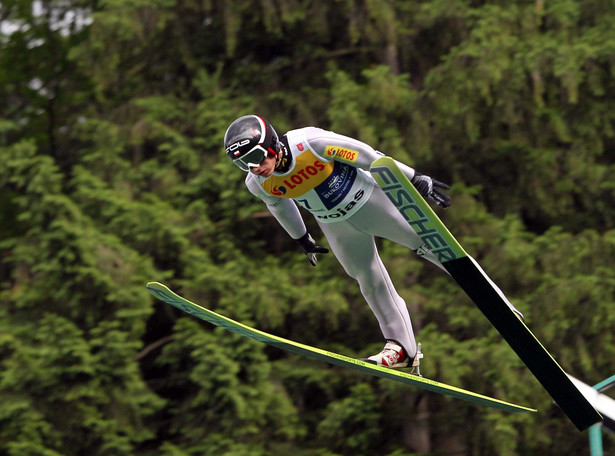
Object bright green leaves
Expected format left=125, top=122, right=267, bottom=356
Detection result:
left=327, top=66, right=420, bottom=162
left=0, top=313, right=164, bottom=455
left=155, top=318, right=301, bottom=455
left=316, top=383, right=380, bottom=454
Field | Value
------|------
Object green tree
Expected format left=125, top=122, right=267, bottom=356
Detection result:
left=2, top=0, right=615, bottom=455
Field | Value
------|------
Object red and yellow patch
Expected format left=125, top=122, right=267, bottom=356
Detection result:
left=324, top=145, right=359, bottom=163
left=261, top=151, right=334, bottom=198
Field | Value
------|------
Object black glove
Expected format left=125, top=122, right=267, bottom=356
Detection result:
left=411, top=173, right=451, bottom=208
left=296, top=232, right=329, bottom=266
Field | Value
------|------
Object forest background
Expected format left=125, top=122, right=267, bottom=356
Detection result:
left=1, top=0, right=614, bottom=455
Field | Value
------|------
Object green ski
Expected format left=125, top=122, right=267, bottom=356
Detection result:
left=146, top=281, right=535, bottom=414
left=370, top=156, right=602, bottom=431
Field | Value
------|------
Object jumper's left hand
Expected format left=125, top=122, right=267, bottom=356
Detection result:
left=411, top=173, right=451, bottom=208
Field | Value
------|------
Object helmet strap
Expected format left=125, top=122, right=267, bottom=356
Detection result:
left=274, top=137, right=292, bottom=172
left=274, top=142, right=288, bottom=170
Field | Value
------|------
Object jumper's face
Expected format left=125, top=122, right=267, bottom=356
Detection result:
left=249, top=154, right=277, bottom=178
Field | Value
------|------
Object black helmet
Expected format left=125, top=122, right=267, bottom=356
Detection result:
left=224, top=115, right=280, bottom=171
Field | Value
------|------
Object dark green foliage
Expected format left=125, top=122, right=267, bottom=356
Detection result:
left=1, top=0, right=614, bottom=455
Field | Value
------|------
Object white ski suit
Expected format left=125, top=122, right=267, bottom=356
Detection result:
left=245, top=127, right=445, bottom=359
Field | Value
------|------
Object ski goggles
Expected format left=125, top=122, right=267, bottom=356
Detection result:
left=232, top=145, right=268, bottom=172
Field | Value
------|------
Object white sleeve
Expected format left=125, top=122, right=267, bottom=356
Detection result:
left=302, top=127, right=416, bottom=180
left=392, top=159, right=417, bottom=181
left=246, top=175, right=307, bottom=240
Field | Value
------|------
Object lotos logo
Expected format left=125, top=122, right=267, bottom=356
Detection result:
left=297, top=143, right=304, bottom=151
left=324, top=145, right=359, bottom=163
left=271, top=160, right=327, bottom=196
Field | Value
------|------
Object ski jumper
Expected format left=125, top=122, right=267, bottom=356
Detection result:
left=245, top=127, right=448, bottom=358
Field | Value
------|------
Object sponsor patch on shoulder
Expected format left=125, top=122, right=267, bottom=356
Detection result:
left=324, top=145, right=359, bottom=163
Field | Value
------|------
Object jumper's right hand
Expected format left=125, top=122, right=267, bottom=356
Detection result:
left=296, top=232, right=329, bottom=266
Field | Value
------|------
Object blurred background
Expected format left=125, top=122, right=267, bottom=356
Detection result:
left=1, top=1, right=614, bottom=455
